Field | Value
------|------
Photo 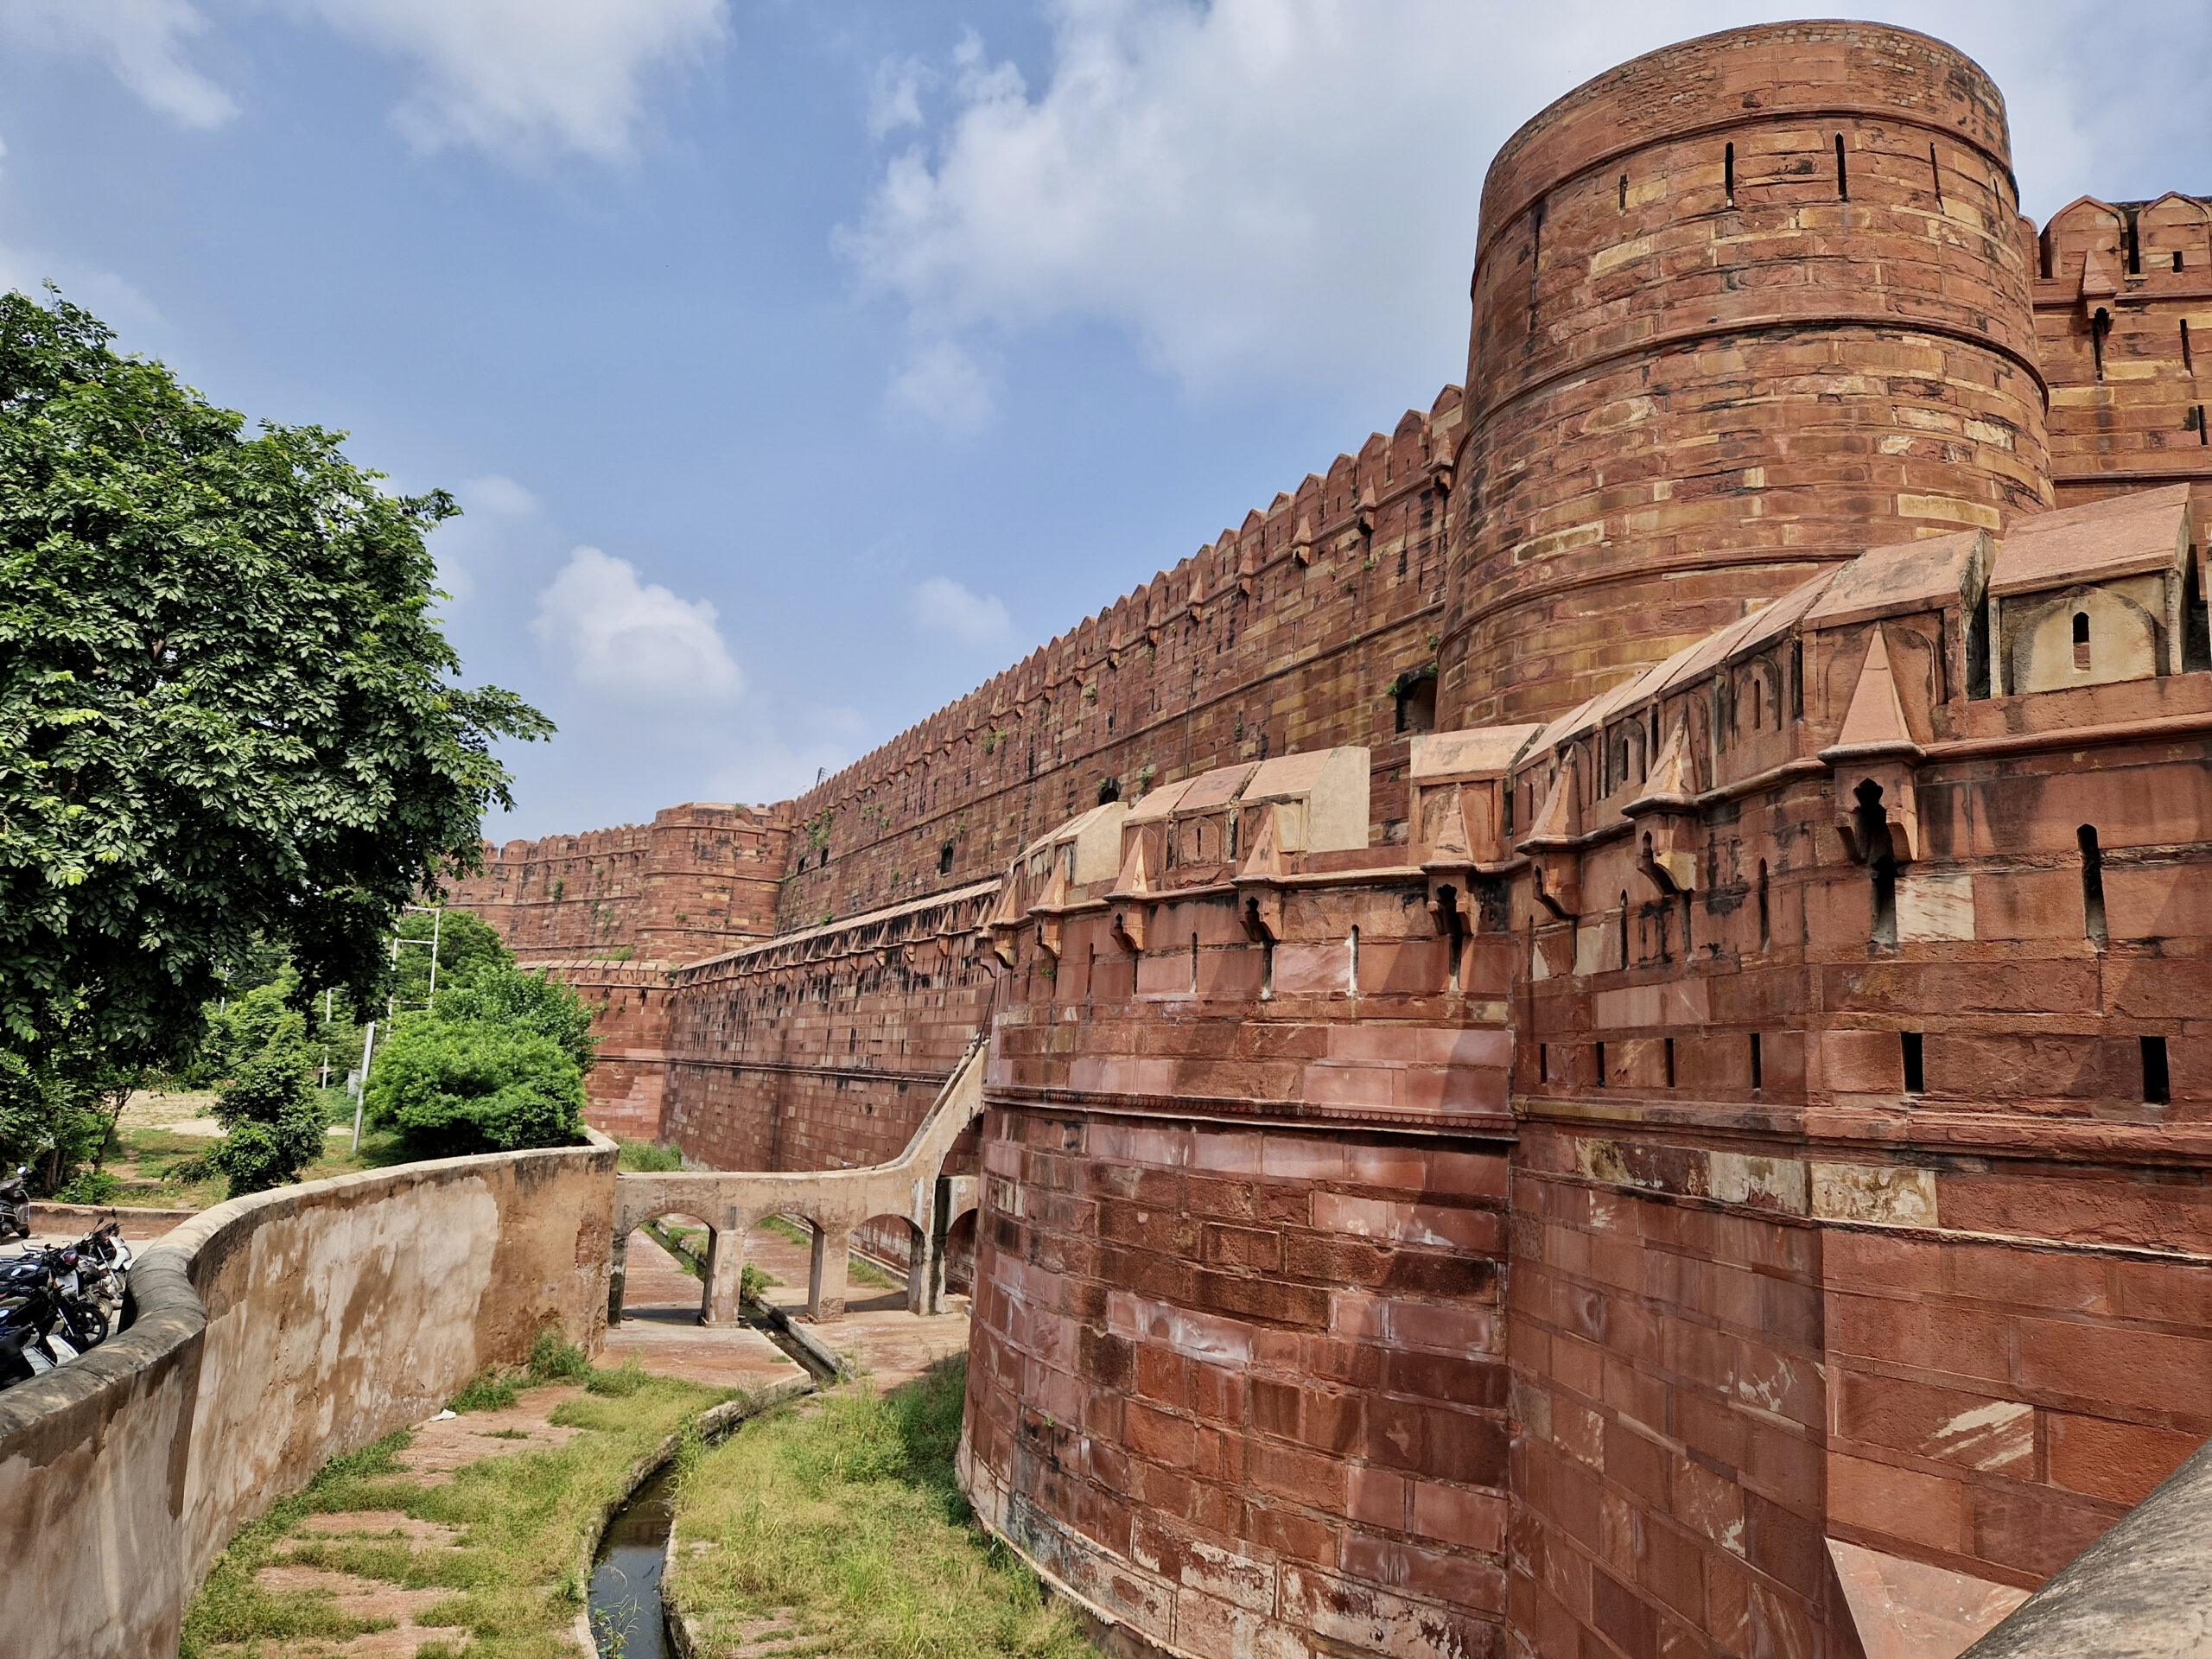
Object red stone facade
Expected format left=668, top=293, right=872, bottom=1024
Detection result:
left=449, top=22, right=2212, bottom=1658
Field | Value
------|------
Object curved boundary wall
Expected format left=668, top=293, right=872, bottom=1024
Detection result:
left=0, top=1133, right=618, bottom=1659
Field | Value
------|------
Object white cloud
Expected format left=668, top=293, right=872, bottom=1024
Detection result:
left=0, top=0, right=238, bottom=128
left=887, top=338, right=997, bottom=429
left=842, top=0, right=2205, bottom=407
left=294, top=0, right=729, bottom=162
left=911, top=575, right=1011, bottom=648
left=531, top=545, right=744, bottom=703
left=868, top=54, right=935, bottom=139
left=0, top=240, right=165, bottom=331
left=459, top=473, right=540, bottom=518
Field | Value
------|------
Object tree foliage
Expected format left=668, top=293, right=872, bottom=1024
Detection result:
left=365, top=959, right=592, bottom=1156
left=391, top=907, right=508, bottom=1011
left=208, top=1048, right=326, bottom=1196
left=0, top=289, right=551, bottom=1076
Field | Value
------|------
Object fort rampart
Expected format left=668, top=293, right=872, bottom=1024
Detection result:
left=0, top=1137, right=615, bottom=1658
left=448, top=21, right=2212, bottom=1658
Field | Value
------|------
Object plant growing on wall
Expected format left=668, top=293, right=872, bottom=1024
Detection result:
left=0, top=290, right=551, bottom=1087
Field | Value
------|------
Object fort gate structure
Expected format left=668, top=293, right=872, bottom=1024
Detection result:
left=454, top=22, right=2212, bottom=1657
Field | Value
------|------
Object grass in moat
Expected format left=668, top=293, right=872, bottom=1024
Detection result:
left=665, top=1355, right=1096, bottom=1659
left=180, top=1332, right=737, bottom=1659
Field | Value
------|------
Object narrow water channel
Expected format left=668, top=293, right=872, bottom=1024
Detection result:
left=589, top=1461, right=677, bottom=1658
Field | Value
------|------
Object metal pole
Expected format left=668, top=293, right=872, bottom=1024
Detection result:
left=350, top=1020, right=376, bottom=1154
left=427, top=907, right=442, bottom=1007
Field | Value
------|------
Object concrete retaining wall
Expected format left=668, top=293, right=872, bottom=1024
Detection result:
left=0, top=1134, right=617, bottom=1658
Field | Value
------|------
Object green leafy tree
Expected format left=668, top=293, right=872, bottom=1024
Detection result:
left=207, top=1049, right=327, bottom=1196
left=429, top=959, right=597, bottom=1072
left=391, top=908, right=510, bottom=1011
left=0, top=289, right=551, bottom=1096
left=366, top=1021, right=585, bottom=1155
left=364, top=957, right=593, bottom=1155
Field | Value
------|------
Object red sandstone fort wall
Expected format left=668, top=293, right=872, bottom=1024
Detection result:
left=1440, top=22, right=2050, bottom=732
left=450, top=800, right=791, bottom=963
left=774, top=386, right=1465, bottom=932
left=658, top=881, right=1001, bottom=1170
left=2037, top=194, right=2212, bottom=502
left=443, top=24, right=2212, bottom=1657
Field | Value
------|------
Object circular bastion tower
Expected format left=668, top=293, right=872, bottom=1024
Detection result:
left=1436, top=20, right=2053, bottom=728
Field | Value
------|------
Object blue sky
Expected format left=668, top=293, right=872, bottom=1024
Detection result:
left=4, top=1, right=2207, bottom=838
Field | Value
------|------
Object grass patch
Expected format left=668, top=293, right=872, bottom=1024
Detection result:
left=848, top=1252, right=901, bottom=1292
left=760, top=1214, right=811, bottom=1249
left=183, top=1365, right=739, bottom=1659
left=616, top=1138, right=683, bottom=1173
left=666, top=1356, right=1094, bottom=1659
left=97, top=1121, right=412, bottom=1211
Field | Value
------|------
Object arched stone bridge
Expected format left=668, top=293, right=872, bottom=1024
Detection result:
left=610, top=1034, right=986, bottom=1324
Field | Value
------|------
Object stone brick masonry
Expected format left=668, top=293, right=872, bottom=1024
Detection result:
left=452, top=21, right=2212, bottom=1659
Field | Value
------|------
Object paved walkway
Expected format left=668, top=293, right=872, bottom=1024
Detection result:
left=607, top=1220, right=970, bottom=1391
left=746, top=1223, right=971, bottom=1389
left=599, top=1228, right=805, bottom=1392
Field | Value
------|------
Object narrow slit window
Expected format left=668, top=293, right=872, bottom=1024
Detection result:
left=2074, top=611, right=2092, bottom=671
left=1190, top=931, right=1200, bottom=994
left=1757, top=860, right=1771, bottom=952
left=2198, top=405, right=2209, bottom=447
left=1619, top=892, right=1630, bottom=970
left=1902, top=1032, right=1925, bottom=1094
left=1539, top=1043, right=1549, bottom=1084
left=2177, top=251, right=2188, bottom=273
left=2185, top=320, right=2196, bottom=374
left=1872, top=855, right=1897, bottom=947
left=1664, top=1038, right=1677, bottom=1090
left=1595, top=1042, right=1607, bottom=1088
left=1834, top=135, right=1848, bottom=200
left=1749, top=1033, right=1763, bottom=1091
left=1724, top=143, right=1736, bottom=207
left=1347, top=925, right=1359, bottom=995
left=1928, top=143, right=1944, bottom=208
left=2144, top=1036, right=2171, bottom=1105
left=2081, top=825, right=2108, bottom=944
left=2093, top=307, right=2112, bottom=380
left=1618, top=173, right=1629, bottom=213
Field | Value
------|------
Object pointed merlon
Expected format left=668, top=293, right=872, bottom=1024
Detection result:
left=1520, top=750, right=1583, bottom=849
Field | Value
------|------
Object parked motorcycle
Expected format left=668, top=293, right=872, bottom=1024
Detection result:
left=72, top=1220, right=131, bottom=1330
left=0, top=1167, right=31, bottom=1240
left=0, top=1222, right=130, bottom=1389
left=0, top=1252, right=82, bottom=1387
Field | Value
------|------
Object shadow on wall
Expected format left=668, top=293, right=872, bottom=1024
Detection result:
left=0, top=1135, right=618, bottom=1659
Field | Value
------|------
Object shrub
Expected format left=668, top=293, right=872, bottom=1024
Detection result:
left=429, top=961, right=596, bottom=1074
left=208, top=1050, right=327, bottom=1196
left=57, top=1169, right=120, bottom=1205
left=447, top=1370, right=518, bottom=1413
left=526, top=1325, right=591, bottom=1383
left=365, top=1020, right=583, bottom=1156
